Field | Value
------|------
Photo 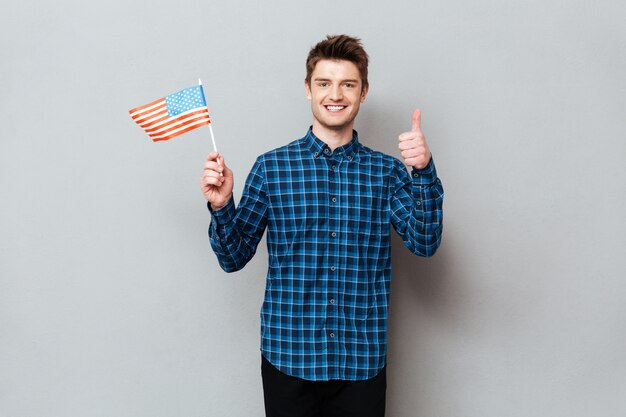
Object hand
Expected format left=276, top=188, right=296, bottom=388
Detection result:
left=200, top=152, right=234, bottom=210
left=398, top=109, right=432, bottom=169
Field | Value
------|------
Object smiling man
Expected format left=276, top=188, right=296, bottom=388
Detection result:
left=305, top=58, right=366, bottom=142
left=200, top=35, right=444, bottom=417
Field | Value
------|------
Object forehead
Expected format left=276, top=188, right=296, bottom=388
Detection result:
left=311, top=59, right=361, bottom=81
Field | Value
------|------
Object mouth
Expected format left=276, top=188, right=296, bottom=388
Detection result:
left=325, top=105, right=346, bottom=112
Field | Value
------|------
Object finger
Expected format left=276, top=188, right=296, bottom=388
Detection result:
left=204, top=160, right=223, bottom=172
left=215, top=156, right=229, bottom=172
left=411, top=108, right=422, bottom=132
left=401, top=148, right=423, bottom=159
left=222, top=164, right=233, bottom=178
left=406, top=156, right=430, bottom=169
left=200, top=175, right=221, bottom=189
left=398, top=139, right=424, bottom=151
left=203, top=170, right=223, bottom=180
left=202, top=175, right=224, bottom=187
left=398, top=131, right=419, bottom=141
left=207, top=151, right=221, bottom=162
left=405, top=157, right=421, bottom=167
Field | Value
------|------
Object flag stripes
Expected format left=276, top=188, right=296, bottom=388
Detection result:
left=129, top=85, right=211, bottom=142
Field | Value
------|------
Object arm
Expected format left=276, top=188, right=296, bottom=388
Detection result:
left=201, top=154, right=268, bottom=272
left=390, top=158, right=444, bottom=257
left=392, top=108, right=444, bottom=256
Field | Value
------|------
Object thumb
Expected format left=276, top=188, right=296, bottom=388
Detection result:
left=219, top=157, right=233, bottom=177
left=411, top=108, right=422, bottom=132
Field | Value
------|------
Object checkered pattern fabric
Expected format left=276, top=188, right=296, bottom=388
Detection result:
left=209, top=128, right=443, bottom=381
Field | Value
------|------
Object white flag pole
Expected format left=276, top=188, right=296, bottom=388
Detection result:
left=208, top=124, right=218, bottom=153
left=198, top=78, right=222, bottom=175
left=198, top=78, right=218, bottom=153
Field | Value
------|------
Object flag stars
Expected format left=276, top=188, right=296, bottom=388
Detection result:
left=165, top=86, right=207, bottom=116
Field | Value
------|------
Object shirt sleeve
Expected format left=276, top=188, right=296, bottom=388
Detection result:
left=208, top=157, right=269, bottom=272
left=389, top=157, right=444, bottom=257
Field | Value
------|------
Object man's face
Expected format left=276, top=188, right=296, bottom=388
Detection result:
left=305, top=59, right=368, bottom=136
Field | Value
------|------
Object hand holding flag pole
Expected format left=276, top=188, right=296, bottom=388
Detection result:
left=129, top=81, right=230, bottom=206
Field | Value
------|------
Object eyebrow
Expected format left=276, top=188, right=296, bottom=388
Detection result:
left=313, top=78, right=360, bottom=83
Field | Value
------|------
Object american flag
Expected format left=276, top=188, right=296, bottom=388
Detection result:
left=129, top=85, right=211, bottom=142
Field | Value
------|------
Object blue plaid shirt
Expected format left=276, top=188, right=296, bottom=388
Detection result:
left=208, top=128, right=443, bottom=381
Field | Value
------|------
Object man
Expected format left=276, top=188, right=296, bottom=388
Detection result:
left=200, top=35, right=443, bottom=417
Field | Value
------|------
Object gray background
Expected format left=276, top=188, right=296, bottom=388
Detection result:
left=2, top=0, right=625, bottom=416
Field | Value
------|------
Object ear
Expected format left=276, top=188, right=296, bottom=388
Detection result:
left=304, top=80, right=312, bottom=100
left=360, top=84, right=369, bottom=103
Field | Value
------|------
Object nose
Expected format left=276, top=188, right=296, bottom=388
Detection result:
left=329, top=84, right=343, bottom=100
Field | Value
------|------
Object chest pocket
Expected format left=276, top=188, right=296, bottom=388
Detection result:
left=344, top=181, right=387, bottom=238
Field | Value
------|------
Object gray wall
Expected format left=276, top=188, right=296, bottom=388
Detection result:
left=2, top=1, right=625, bottom=416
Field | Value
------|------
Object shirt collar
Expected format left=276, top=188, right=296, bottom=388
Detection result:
left=304, top=127, right=360, bottom=160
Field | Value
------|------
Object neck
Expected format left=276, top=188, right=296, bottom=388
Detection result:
left=311, top=122, right=354, bottom=151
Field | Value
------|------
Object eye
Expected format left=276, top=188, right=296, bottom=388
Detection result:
left=317, top=82, right=329, bottom=88
left=344, top=82, right=355, bottom=88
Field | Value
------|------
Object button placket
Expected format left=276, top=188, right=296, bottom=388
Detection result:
left=326, top=154, right=341, bottom=349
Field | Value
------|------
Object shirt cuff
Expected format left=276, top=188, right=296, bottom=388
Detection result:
left=208, top=197, right=236, bottom=226
left=410, top=158, right=438, bottom=186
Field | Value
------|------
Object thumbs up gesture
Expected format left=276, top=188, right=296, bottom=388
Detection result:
left=398, top=109, right=432, bottom=169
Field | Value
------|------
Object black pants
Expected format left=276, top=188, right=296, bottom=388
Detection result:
left=261, top=355, right=386, bottom=417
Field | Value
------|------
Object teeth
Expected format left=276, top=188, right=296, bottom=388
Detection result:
left=326, top=105, right=345, bottom=111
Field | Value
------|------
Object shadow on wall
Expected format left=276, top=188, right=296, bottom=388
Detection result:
left=390, top=231, right=455, bottom=315
left=385, top=231, right=458, bottom=414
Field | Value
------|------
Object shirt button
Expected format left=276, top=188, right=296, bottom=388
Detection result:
left=324, top=148, right=330, bottom=155
left=331, top=197, right=337, bottom=203
left=332, top=165, right=337, bottom=171
left=314, top=152, right=319, bottom=157
left=330, top=332, right=335, bottom=338
left=330, top=266, right=336, bottom=271
left=330, top=299, right=335, bottom=304
left=413, top=173, right=420, bottom=178
left=347, top=155, right=353, bottom=160
left=416, top=201, right=422, bottom=206
left=331, top=232, right=336, bottom=237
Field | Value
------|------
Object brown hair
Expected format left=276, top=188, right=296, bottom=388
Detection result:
left=305, top=35, right=369, bottom=89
